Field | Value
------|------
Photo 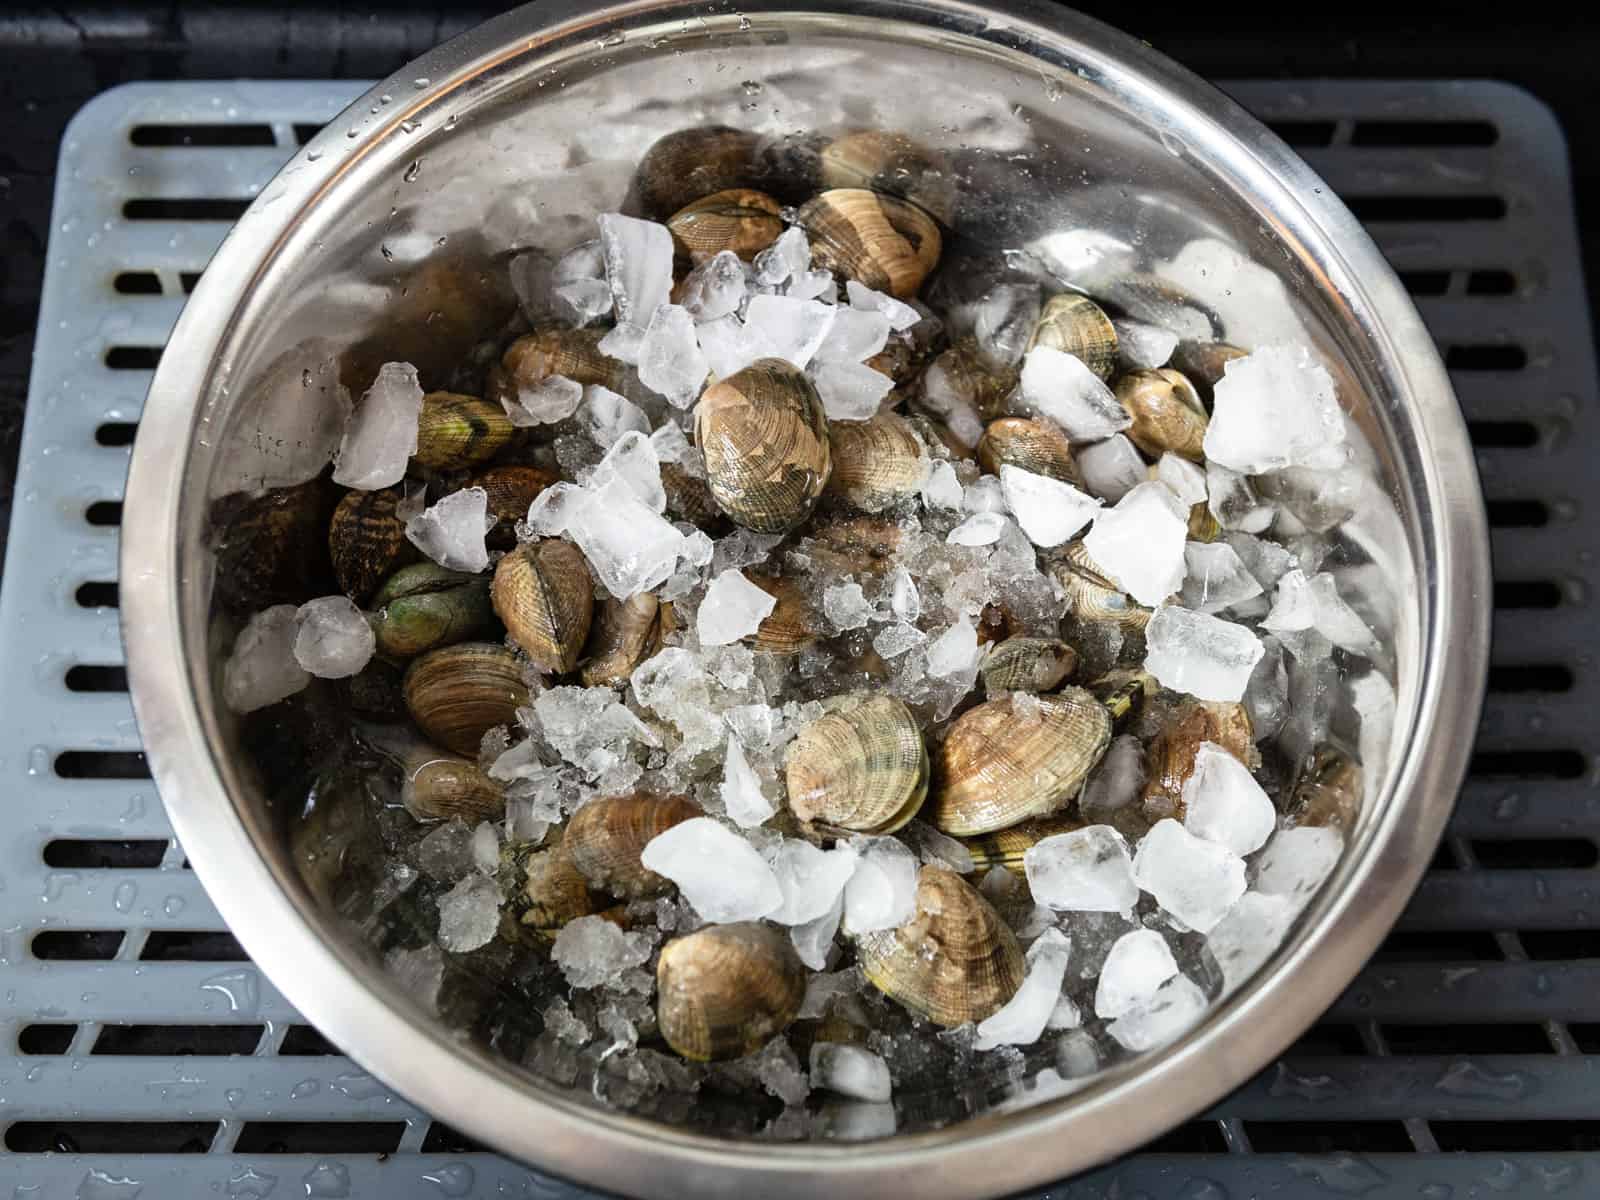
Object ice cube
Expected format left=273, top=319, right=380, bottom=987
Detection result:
left=720, top=735, right=776, bottom=828
left=1017, top=346, right=1131, bottom=441
left=810, top=1043, right=891, bottom=1102
left=293, top=595, right=376, bottom=679
left=946, top=512, right=1009, bottom=546
left=597, top=320, right=647, bottom=366
left=974, top=926, right=1072, bottom=1050
left=841, top=837, right=918, bottom=934
left=816, top=307, right=891, bottom=363
left=1131, top=818, right=1246, bottom=933
left=812, top=361, right=895, bottom=421
left=508, top=249, right=558, bottom=324
left=1262, top=568, right=1316, bottom=633
left=1113, top=319, right=1180, bottom=370
left=872, top=623, right=925, bottom=659
left=1047, top=995, right=1083, bottom=1031
left=1243, top=634, right=1290, bottom=742
left=813, top=1099, right=897, bottom=1141
left=678, top=250, right=747, bottom=323
left=823, top=581, right=873, bottom=631
left=1349, top=670, right=1395, bottom=782
left=223, top=605, right=311, bottom=713
left=550, top=913, right=657, bottom=988
left=754, top=226, right=810, bottom=287
left=1203, top=344, right=1346, bottom=473
left=1253, top=826, right=1343, bottom=908
left=1307, top=572, right=1380, bottom=657
left=846, top=280, right=922, bottom=331
left=709, top=528, right=785, bottom=576
left=566, top=477, right=689, bottom=598
left=506, top=374, right=584, bottom=426
left=1154, top=454, right=1206, bottom=508
left=598, top=213, right=674, bottom=331
left=900, top=820, right=974, bottom=873
left=435, top=873, right=501, bottom=953
left=405, top=486, right=493, bottom=574
left=888, top=568, right=921, bottom=621
left=743, top=295, right=836, bottom=368
left=698, top=569, right=779, bottom=647
left=918, top=353, right=986, bottom=448
left=332, top=361, right=424, bottom=489
left=1181, top=742, right=1276, bottom=856
left=639, top=817, right=782, bottom=922
left=1144, top=606, right=1265, bottom=703
left=649, top=421, right=694, bottom=466
left=1093, top=928, right=1179, bottom=1018
left=636, top=304, right=709, bottom=408
left=972, top=282, right=1041, bottom=370
left=921, top=461, right=963, bottom=510
left=525, top=480, right=586, bottom=536
left=1023, top=825, right=1139, bottom=913
left=1076, top=435, right=1147, bottom=504
left=999, top=464, right=1102, bottom=547
left=580, top=385, right=650, bottom=448
left=788, top=268, right=836, bottom=301
left=1106, top=973, right=1207, bottom=1051
left=963, top=475, right=1006, bottom=514
left=554, top=238, right=606, bottom=285
left=1206, top=460, right=1274, bottom=532
left=1083, top=482, right=1189, bottom=606
left=1223, top=532, right=1295, bottom=592
left=769, top=839, right=859, bottom=925
left=791, top=891, right=844, bottom=970
left=695, top=315, right=766, bottom=381
left=555, top=277, right=615, bottom=327
left=416, top=817, right=477, bottom=882
left=586, top=430, right=666, bottom=514
left=1179, top=542, right=1264, bottom=614
left=471, top=822, right=499, bottom=874
left=1079, top=734, right=1146, bottom=820
left=925, top=614, right=980, bottom=679
left=1206, top=890, right=1296, bottom=993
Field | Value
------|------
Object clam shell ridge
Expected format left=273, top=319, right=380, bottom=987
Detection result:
left=491, top=538, right=595, bottom=675
left=656, top=922, right=806, bottom=1061
left=566, top=792, right=701, bottom=900
left=784, top=693, right=929, bottom=834
left=401, top=641, right=530, bottom=757
left=797, top=188, right=942, bottom=299
left=826, top=411, right=930, bottom=514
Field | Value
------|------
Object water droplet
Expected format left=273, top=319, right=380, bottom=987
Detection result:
left=381, top=245, right=394, bottom=262
left=113, top=880, right=138, bottom=913
left=330, top=1070, right=387, bottom=1099
left=741, top=80, right=763, bottom=96
left=199, top=968, right=260, bottom=1016
left=27, top=746, right=50, bottom=776
left=225, top=1166, right=278, bottom=1198
left=1533, top=1162, right=1582, bottom=1193
left=403, top=160, right=421, bottom=184
left=1268, top=1062, right=1345, bottom=1101
left=413, top=77, right=431, bottom=90
left=224, top=1086, right=246, bottom=1109
left=1178, top=1180, right=1229, bottom=1200
left=346, top=128, right=359, bottom=139
left=25, top=1063, right=48, bottom=1081
left=76, top=1169, right=144, bottom=1200
left=444, top=114, right=458, bottom=130
left=301, top=1161, right=350, bottom=1199
left=163, top=895, right=186, bottom=918
left=400, top=120, right=421, bottom=135
left=1160, top=130, right=1187, bottom=158
left=1435, top=1060, right=1531, bottom=1101
left=120, top=793, right=147, bottom=823
left=379, top=94, right=393, bottom=106
left=597, top=29, right=625, bottom=47
left=1419, top=1185, right=1453, bottom=1200
left=420, top=1163, right=476, bottom=1196
left=289, top=1078, right=320, bottom=1100
left=43, top=871, right=80, bottom=902
left=1285, top=1154, right=1387, bottom=1195
left=737, top=13, right=752, bottom=30
left=306, top=149, right=322, bottom=162
left=1481, top=1159, right=1523, bottom=1192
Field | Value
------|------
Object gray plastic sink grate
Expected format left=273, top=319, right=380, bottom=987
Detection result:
left=0, top=78, right=1595, bottom=1198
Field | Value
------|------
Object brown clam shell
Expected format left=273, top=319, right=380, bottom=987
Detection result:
left=580, top=593, right=666, bottom=688
left=328, top=485, right=418, bottom=605
left=818, top=131, right=956, bottom=224
left=657, top=922, right=806, bottom=1061
left=400, top=748, right=506, bottom=823
left=964, top=813, right=1087, bottom=875
left=413, top=392, right=513, bottom=470
left=628, top=126, right=762, bottom=221
left=923, top=339, right=1019, bottom=424
left=660, top=462, right=729, bottom=532
left=471, top=464, right=558, bottom=549
left=785, top=693, right=928, bottom=835
left=1169, top=340, right=1247, bottom=409
left=491, top=538, right=595, bottom=675
left=566, top=792, right=702, bottom=900
left=1029, top=294, right=1119, bottom=380
left=797, top=188, right=942, bottom=299
left=1052, top=540, right=1152, bottom=634
left=213, top=478, right=338, bottom=614
left=1140, top=699, right=1258, bottom=822
left=666, top=188, right=784, bottom=264
left=747, top=574, right=818, bottom=655
left=825, top=411, right=929, bottom=513
left=1114, top=368, right=1209, bottom=461
left=977, top=417, right=1083, bottom=487
left=499, top=839, right=598, bottom=942
left=1285, top=744, right=1364, bottom=832
left=979, top=636, right=1078, bottom=694
left=503, top=327, right=623, bottom=393
left=402, top=641, right=530, bottom=757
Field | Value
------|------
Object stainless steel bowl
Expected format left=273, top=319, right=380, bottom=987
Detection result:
left=121, top=0, right=1491, bottom=1195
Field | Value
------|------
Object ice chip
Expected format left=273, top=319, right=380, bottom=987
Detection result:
left=947, top=512, right=1009, bottom=546
left=1206, top=460, right=1274, bottom=532
left=963, top=475, right=1006, bottom=514
left=506, top=373, right=584, bottom=426
left=639, top=817, right=782, bottom=923
left=332, top=361, right=423, bottom=489
left=810, top=1043, right=892, bottom=1102
left=812, top=360, right=896, bottom=421
left=719, top=735, right=775, bottom=828
left=1181, top=742, right=1277, bottom=856
left=550, top=913, right=656, bottom=988
left=566, top=477, right=688, bottom=598
left=554, top=238, right=606, bottom=284
left=470, top=821, right=500, bottom=875
left=1077, top=434, right=1147, bottom=504
left=791, top=892, right=844, bottom=970
left=526, top=480, right=587, bottom=536
left=649, top=421, right=694, bottom=466
left=417, top=818, right=477, bottom=882
left=1157, top=453, right=1207, bottom=507
left=972, top=282, right=1041, bottom=370
left=695, top=315, right=766, bottom=381
left=1224, top=531, right=1296, bottom=592
left=787, top=267, right=836, bottom=301
left=1262, top=568, right=1316, bottom=633
left=1144, top=606, right=1265, bottom=703
left=816, top=307, right=891, bottom=363
left=678, top=250, right=747, bottom=322
left=974, top=927, right=1072, bottom=1050
left=580, top=385, right=650, bottom=448
left=435, top=873, right=501, bottom=953
left=637, top=304, right=709, bottom=408
left=754, top=225, right=810, bottom=286
left=842, top=837, right=918, bottom=934
left=223, top=605, right=311, bottom=713
left=1179, top=542, right=1264, bottom=614
left=554, top=277, right=614, bottom=327
left=293, top=595, right=375, bottom=679
left=698, top=569, right=779, bottom=647
left=1203, top=344, right=1346, bottom=473
left=918, top=353, right=986, bottom=448
left=1106, top=973, right=1207, bottom=1051
left=597, top=320, right=646, bottom=366
left=1079, top=735, right=1146, bottom=820
left=822, top=581, right=873, bottom=631
left=873, top=623, right=925, bottom=659
left=921, top=460, right=963, bottom=510
left=846, top=279, right=921, bottom=331
left=1083, top=481, right=1189, bottom=606
left=1131, top=818, right=1246, bottom=933
left=1254, top=826, right=1343, bottom=908
left=1018, top=345, right=1131, bottom=441
left=925, top=615, right=980, bottom=679
left=743, top=294, right=836, bottom=368
left=999, top=464, right=1102, bottom=547
left=598, top=213, right=674, bottom=330
left=1023, top=825, right=1138, bottom=913
left=1207, top=890, right=1296, bottom=993
left=1113, top=319, right=1180, bottom=370
left=1307, top=572, right=1381, bottom=657
left=1094, top=929, right=1179, bottom=1018
left=405, top=486, right=492, bottom=573
left=586, top=430, right=666, bottom=513
left=1349, top=670, right=1395, bottom=782
left=769, top=839, right=859, bottom=925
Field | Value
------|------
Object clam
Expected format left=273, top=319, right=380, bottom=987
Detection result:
left=1114, top=368, right=1208, bottom=461
left=666, top=188, right=784, bottom=264
left=660, top=462, right=729, bottom=532
left=865, top=337, right=920, bottom=386
left=855, top=866, right=1023, bottom=1027
left=401, top=748, right=506, bottom=823
left=804, top=513, right=905, bottom=571
left=402, top=641, right=530, bottom=757
left=1169, top=340, right=1247, bottom=409
left=825, top=411, right=929, bottom=513
left=1052, top=540, right=1151, bottom=634
left=1090, top=668, right=1158, bottom=729
left=472, top=464, right=558, bottom=549
left=499, top=839, right=598, bottom=942
left=979, top=636, right=1078, bottom=694
left=929, top=688, right=1113, bottom=836
left=657, top=922, right=806, bottom=1061
left=628, top=125, right=761, bottom=220
left=491, top=538, right=595, bottom=674
left=1187, top=501, right=1221, bottom=543
left=328, top=486, right=417, bottom=605
left=747, top=574, right=818, bottom=654
left=1286, top=744, right=1363, bottom=832
left=370, top=563, right=497, bottom=660
left=976, top=600, right=1021, bottom=647
left=566, top=792, right=702, bottom=899
left=796, top=188, right=942, bottom=299
left=502, top=327, right=623, bottom=393
left=965, top=814, right=1086, bottom=874
left=904, top=412, right=974, bottom=463
left=785, top=693, right=928, bottom=835
left=977, top=417, right=1083, bottom=487
left=580, top=593, right=668, bottom=687
left=413, top=392, right=514, bottom=470
left=1141, top=699, right=1257, bottom=821
left=923, top=339, right=1019, bottom=424
left=695, top=358, right=831, bottom=534
left=344, top=658, right=408, bottom=719
left=1029, top=294, right=1119, bottom=380
left=213, top=479, right=336, bottom=613
left=818, top=130, right=955, bottom=224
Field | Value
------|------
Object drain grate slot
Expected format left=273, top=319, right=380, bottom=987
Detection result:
left=233, top=1122, right=409, bottom=1155
left=5, top=1122, right=219, bottom=1154
left=93, top=1025, right=265, bottom=1056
